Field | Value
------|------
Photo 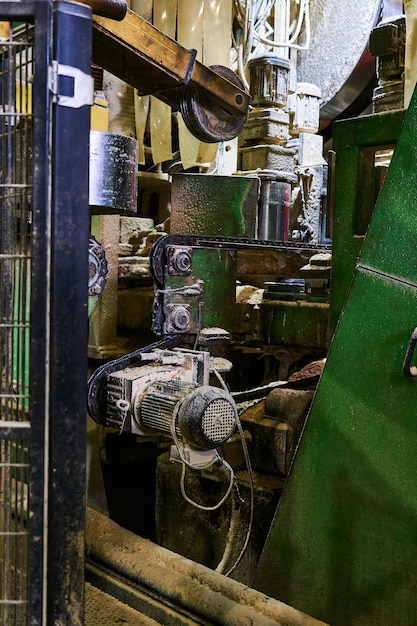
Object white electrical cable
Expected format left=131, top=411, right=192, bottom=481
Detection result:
left=167, top=365, right=255, bottom=573
left=169, top=401, right=236, bottom=511
left=169, top=406, right=214, bottom=471
left=288, top=0, right=308, bottom=42
left=233, top=0, right=311, bottom=70
left=211, top=368, right=255, bottom=577
left=252, top=0, right=310, bottom=50
left=179, top=455, right=237, bottom=512
left=232, top=28, right=251, bottom=92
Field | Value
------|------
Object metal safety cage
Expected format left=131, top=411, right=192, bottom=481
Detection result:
left=0, top=2, right=92, bottom=624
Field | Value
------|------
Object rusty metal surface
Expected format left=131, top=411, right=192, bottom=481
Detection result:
left=180, top=65, right=249, bottom=143
left=92, top=10, right=195, bottom=104
left=92, top=10, right=249, bottom=117
left=240, top=389, right=314, bottom=476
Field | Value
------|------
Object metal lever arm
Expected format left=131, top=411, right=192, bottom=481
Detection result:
left=92, top=9, right=250, bottom=140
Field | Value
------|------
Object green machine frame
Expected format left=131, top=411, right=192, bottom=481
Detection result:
left=329, top=107, right=405, bottom=332
left=254, top=95, right=417, bottom=624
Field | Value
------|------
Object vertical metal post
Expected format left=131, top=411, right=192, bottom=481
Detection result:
left=29, top=4, right=54, bottom=624
left=0, top=3, right=91, bottom=623
left=47, top=2, right=92, bottom=623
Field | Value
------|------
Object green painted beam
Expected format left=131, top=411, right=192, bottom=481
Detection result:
left=330, top=108, right=405, bottom=333
left=253, top=94, right=417, bottom=625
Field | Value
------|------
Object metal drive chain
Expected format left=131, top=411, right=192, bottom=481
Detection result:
left=149, top=233, right=331, bottom=287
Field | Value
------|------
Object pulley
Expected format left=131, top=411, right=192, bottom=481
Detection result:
left=180, top=65, right=249, bottom=143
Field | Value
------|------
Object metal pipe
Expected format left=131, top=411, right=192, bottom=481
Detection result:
left=85, top=507, right=329, bottom=626
left=73, top=0, right=127, bottom=21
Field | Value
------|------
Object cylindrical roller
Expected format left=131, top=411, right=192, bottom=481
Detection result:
left=89, top=130, right=138, bottom=214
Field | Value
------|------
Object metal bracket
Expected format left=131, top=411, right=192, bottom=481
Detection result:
left=403, top=327, right=417, bottom=378
left=49, top=60, right=94, bottom=108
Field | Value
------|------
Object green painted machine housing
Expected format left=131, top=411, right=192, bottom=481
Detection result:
left=164, top=170, right=331, bottom=351
left=330, top=107, right=405, bottom=332
left=161, top=245, right=330, bottom=351
left=253, top=96, right=417, bottom=623
left=161, top=246, right=238, bottom=333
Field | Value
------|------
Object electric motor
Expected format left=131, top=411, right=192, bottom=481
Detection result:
left=103, top=349, right=237, bottom=450
left=137, top=379, right=237, bottom=451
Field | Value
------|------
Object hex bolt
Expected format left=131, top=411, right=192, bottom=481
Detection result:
left=172, top=306, right=191, bottom=331
left=172, top=249, right=192, bottom=274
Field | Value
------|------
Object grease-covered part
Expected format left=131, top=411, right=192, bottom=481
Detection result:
left=88, top=236, right=108, bottom=296
left=73, top=0, right=127, bottom=20
left=85, top=507, right=330, bottom=626
left=89, top=131, right=138, bottom=214
left=180, top=65, right=249, bottom=143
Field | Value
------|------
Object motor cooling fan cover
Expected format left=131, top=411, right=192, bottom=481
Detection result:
left=177, top=385, right=237, bottom=450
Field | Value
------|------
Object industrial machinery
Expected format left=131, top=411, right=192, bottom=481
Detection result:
left=89, top=344, right=238, bottom=453
left=85, top=2, right=413, bottom=625
left=91, top=8, right=250, bottom=144
left=2, top=0, right=415, bottom=625
left=254, top=66, right=417, bottom=626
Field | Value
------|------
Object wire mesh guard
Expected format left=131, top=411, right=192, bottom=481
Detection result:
left=0, top=22, right=33, bottom=624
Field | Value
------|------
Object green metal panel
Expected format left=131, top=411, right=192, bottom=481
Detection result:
left=170, top=173, right=260, bottom=238
left=192, top=248, right=237, bottom=330
left=262, top=298, right=329, bottom=349
left=253, top=95, right=417, bottom=624
left=330, top=108, right=405, bottom=332
left=161, top=246, right=237, bottom=333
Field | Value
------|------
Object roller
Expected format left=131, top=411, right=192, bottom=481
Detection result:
left=73, top=0, right=127, bottom=20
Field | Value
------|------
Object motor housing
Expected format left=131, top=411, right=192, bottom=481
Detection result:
left=138, top=380, right=237, bottom=450
left=105, top=349, right=237, bottom=450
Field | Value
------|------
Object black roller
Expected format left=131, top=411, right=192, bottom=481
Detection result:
left=180, top=65, right=249, bottom=143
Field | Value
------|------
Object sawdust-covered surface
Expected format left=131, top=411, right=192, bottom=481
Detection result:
left=85, top=582, right=160, bottom=626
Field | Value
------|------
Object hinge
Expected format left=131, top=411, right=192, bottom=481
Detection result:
left=48, top=60, right=94, bottom=108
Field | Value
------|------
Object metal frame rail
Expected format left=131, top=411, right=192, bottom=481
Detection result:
left=0, top=2, right=91, bottom=624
